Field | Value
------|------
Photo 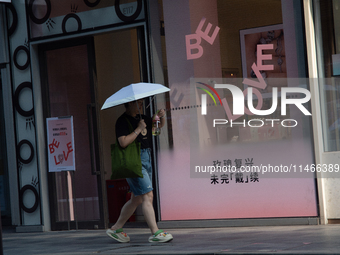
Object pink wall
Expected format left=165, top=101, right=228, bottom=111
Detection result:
left=159, top=0, right=317, bottom=221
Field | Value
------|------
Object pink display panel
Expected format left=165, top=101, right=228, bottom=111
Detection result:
left=157, top=0, right=318, bottom=221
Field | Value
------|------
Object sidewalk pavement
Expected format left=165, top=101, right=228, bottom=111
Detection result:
left=3, top=224, right=340, bottom=255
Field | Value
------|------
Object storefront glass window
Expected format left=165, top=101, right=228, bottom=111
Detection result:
left=155, top=0, right=317, bottom=221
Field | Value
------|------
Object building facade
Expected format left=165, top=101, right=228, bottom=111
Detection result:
left=0, top=0, right=339, bottom=231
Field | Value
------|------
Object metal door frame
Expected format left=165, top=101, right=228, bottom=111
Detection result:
left=39, top=37, right=104, bottom=230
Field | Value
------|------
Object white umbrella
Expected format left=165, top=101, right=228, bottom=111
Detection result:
left=101, top=82, right=170, bottom=110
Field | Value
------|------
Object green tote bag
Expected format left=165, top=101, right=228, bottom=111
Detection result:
left=111, top=117, right=143, bottom=179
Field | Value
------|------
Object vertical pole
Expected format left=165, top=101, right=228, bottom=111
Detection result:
left=0, top=207, right=3, bottom=255
left=65, top=171, right=70, bottom=230
left=0, top=4, right=6, bottom=254
left=303, top=0, right=328, bottom=224
left=70, top=171, right=78, bottom=230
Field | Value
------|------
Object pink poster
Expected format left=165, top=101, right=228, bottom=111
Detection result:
left=46, top=116, right=75, bottom=172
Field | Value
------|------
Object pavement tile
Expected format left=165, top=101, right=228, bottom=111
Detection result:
left=3, top=225, right=340, bottom=254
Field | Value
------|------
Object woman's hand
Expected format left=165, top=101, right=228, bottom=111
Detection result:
left=157, top=109, right=165, bottom=118
left=118, top=119, right=146, bottom=148
left=137, top=119, right=147, bottom=131
left=155, top=109, right=166, bottom=128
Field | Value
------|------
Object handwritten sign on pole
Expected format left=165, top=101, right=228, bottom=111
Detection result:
left=46, top=116, right=75, bottom=172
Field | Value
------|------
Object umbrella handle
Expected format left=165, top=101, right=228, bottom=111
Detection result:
left=136, top=101, right=142, bottom=119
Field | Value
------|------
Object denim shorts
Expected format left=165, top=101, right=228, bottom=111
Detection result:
left=126, top=148, right=153, bottom=196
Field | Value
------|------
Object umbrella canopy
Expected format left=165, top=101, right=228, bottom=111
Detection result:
left=101, top=82, right=170, bottom=110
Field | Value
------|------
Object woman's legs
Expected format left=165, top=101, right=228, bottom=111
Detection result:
left=111, top=190, right=158, bottom=234
left=108, top=189, right=172, bottom=243
left=110, top=192, right=142, bottom=230
left=140, top=191, right=158, bottom=234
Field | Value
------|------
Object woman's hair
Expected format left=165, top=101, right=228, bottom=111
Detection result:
left=125, top=100, right=141, bottom=109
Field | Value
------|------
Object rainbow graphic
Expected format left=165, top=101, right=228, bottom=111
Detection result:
left=196, top=82, right=223, bottom=105
left=196, top=82, right=222, bottom=115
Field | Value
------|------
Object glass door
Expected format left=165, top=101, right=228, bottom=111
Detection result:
left=40, top=38, right=104, bottom=230
left=93, top=27, right=154, bottom=224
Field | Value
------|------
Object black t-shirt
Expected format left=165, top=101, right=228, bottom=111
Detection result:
left=115, top=112, right=152, bottom=149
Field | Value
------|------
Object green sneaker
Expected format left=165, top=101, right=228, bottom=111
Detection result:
left=148, top=229, right=173, bottom=243
left=106, top=228, right=130, bottom=243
